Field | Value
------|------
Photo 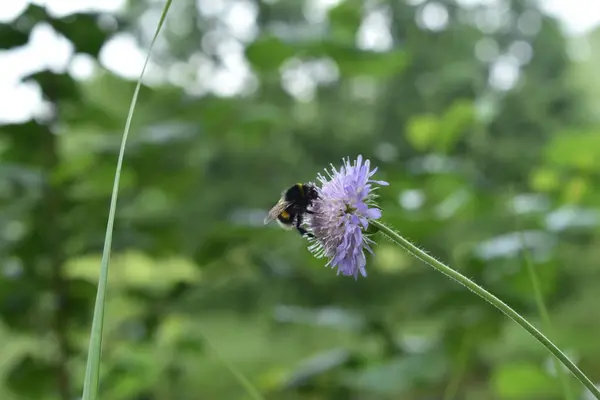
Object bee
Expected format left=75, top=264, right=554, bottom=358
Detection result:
left=264, top=183, right=319, bottom=237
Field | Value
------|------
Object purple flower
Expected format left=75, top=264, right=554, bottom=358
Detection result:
left=307, top=155, right=388, bottom=279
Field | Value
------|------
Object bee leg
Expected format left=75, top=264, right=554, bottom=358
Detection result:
left=296, top=226, right=314, bottom=238
left=295, top=214, right=315, bottom=238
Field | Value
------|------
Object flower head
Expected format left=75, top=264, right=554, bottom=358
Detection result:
left=307, top=155, right=388, bottom=279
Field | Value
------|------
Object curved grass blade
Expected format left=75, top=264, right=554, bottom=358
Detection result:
left=510, top=189, right=575, bottom=400
left=81, top=1, right=173, bottom=399
left=198, top=331, right=265, bottom=400
left=519, top=232, right=575, bottom=399
left=442, top=336, right=469, bottom=400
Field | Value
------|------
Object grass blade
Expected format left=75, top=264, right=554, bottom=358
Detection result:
left=81, top=1, right=173, bottom=399
left=198, top=331, right=265, bottom=400
left=442, top=336, right=469, bottom=400
left=520, top=233, right=575, bottom=399
left=510, top=190, right=575, bottom=400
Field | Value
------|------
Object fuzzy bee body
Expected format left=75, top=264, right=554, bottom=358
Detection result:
left=264, top=183, right=319, bottom=237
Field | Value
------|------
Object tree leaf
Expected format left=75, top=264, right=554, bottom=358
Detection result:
left=8, top=355, right=55, bottom=398
left=245, top=35, right=296, bottom=72
left=492, top=362, right=561, bottom=399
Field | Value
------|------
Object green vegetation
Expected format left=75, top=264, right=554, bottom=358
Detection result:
left=1, top=1, right=600, bottom=399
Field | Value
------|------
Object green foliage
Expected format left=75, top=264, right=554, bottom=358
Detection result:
left=1, top=0, right=600, bottom=399
left=245, top=35, right=297, bottom=72
left=492, top=362, right=562, bottom=399
left=8, top=356, right=55, bottom=398
left=343, top=352, right=449, bottom=395
left=545, top=130, right=600, bottom=170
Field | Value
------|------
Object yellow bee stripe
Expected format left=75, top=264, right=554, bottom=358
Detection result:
left=296, top=183, right=304, bottom=196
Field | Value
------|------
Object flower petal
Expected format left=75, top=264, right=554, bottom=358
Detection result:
left=307, top=156, right=387, bottom=279
left=366, top=208, right=382, bottom=219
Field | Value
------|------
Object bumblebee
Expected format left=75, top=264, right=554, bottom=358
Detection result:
left=264, top=183, right=319, bottom=237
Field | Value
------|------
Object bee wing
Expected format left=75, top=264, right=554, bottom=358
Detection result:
left=264, top=199, right=290, bottom=225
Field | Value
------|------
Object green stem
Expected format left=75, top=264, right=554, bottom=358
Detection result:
left=370, top=219, right=600, bottom=399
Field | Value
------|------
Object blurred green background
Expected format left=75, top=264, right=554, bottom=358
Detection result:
left=2, top=0, right=600, bottom=399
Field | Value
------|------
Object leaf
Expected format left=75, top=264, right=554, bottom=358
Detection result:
left=510, top=260, right=558, bottom=300
left=341, top=353, right=448, bottom=394
left=491, top=362, right=561, bottom=399
left=529, top=168, right=561, bottom=192
left=24, top=71, right=79, bottom=102
left=328, top=0, right=362, bottom=43
left=406, top=114, right=439, bottom=151
left=0, top=121, right=49, bottom=164
left=438, top=99, right=475, bottom=152
left=306, top=41, right=408, bottom=78
left=1, top=5, right=116, bottom=56
left=0, top=280, right=38, bottom=331
left=50, top=13, right=119, bottom=57
left=66, top=252, right=201, bottom=295
left=245, top=35, right=297, bottom=72
left=562, top=176, right=589, bottom=203
left=405, top=101, right=474, bottom=153
left=7, top=355, right=55, bottom=397
left=284, top=349, right=351, bottom=388
left=0, top=24, right=29, bottom=49
left=65, top=278, right=99, bottom=328
left=545, top=130, right=600, bottom=171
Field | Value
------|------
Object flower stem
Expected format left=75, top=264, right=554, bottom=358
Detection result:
left=371, top=219, right=599, bottom=399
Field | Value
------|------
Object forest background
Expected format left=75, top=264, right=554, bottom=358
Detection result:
left=2, top=0, right=600, bottom=399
